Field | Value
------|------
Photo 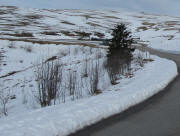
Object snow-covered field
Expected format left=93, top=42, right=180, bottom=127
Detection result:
left=0, top=54, right=177, bottom=136
left=0, top=6, right=180, bottom=51
left=0, top=6, right=179, bottom=136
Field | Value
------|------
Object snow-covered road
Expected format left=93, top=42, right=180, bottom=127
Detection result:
left=70, top=46, right=180, bottom=136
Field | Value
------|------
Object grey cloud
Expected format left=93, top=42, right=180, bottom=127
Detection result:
left=0, top=0, right=180, bottom=16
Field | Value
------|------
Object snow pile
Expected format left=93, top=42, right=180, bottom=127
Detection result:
left=0, top=55, right=178, bottom=136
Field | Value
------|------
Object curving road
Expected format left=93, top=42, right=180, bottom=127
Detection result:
left=69, top=46, right=180, bottom=136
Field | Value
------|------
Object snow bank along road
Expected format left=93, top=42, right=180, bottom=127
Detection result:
left=70, top=47, right=180, bottom=136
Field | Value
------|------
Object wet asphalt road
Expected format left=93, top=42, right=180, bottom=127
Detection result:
left=69, top=46, right=180, bottom=136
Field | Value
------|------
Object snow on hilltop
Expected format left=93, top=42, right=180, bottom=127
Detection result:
left=0, top=6, right=180, bottom=52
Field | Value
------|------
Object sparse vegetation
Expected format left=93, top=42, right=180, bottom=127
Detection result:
left=8, top=41, right=16, bottom=49
left=24, top=14, right=42, bottom=20
left=105, top=23, right=135, bottom=84
left=89, top=60, right=100, bottom=95
left=20, top=45, right=33, bottom=52
left=24, top=45, right=33, bottom=53
left=136, top=26, right=148, bottom=32
left=35, top=60, right=63, bottom=107
left=14, top=32, right=33, bottom=37
left=60, top=30, right=76, bottom=37
left=105, top=50, right=132, bottom=85
left=0, top=83, right=10, bottom=117
left=41, top=31, right=59, bottom=35
left=61, top=21, right=75, bottom=25
left=0, top=7, right=170, bottom=124
left=75, top=31, right=91, bottom=39
left=94, top=32, right=105, bottom=38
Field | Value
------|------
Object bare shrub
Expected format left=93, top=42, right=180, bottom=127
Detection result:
left=89, top=47, right=93, bottom=54
left=0, top=84, right=10, bottom=116
left=96, top=49, right=104, bottom=59
left=75, top=31, right=91, bottom=39
left=59, top=49, right=69, bottom=58
left=89, top=60, right=100, bottom=95
left=66, top=70, right=82, bottom=100
left=56, top=85, right=66, bottom=103
left=94, top=32, right=105, bottom=38
left=20, top=45, right=33, bottom=53
left=24, top=45, right=33, bottom=53
left=0, top=50, right=3, bottom=70
left=73, top=78, right=83, bottom=100
left=67, top=70, right=77, bottom=96
left=8, top=41, right=16, bottom=49
left=105, top=50, right=132, bottom=85
left=73, top=47, right=79, bottom=55
left=21, top=79, right=28, bottom=104
left=35, top=60, right=63, bottom=107
left=82, top=58, right=89, bottom=78
left=136, top=52, right=144, bottom=67
left=136, top=51, right=153, bottom=67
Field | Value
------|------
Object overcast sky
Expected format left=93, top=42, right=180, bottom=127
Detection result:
left=0, top=0, right=179, bottom=16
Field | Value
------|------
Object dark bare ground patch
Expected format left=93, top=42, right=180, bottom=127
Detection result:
left=142, top=22, right=156, bottom=27
left=80, top=14, right=101, bottom=19
left=94, top=32, right=105, bottom=38
left=45, top=56, right=57, bottom=63
left=163, top=28, right=180, bottom=32
left=143, top=58, right=154, bottom=62
left=3, top=32, right=34, bottom=37
left=164, top=21, right=180, bottom=27
left=133, top=15, right=144, bottom=18
left=61, top=21, right=75, bottom=25
left=86, top=22, right=102, bottom=27
left=74, top=31, right=91, bottom=38
left=41, top=31, right=59, bottom=35
left=14, top=32, right=33, bottom=37
left=17, top=21, right=30, bottom=26
left=0, top=10, right=6, bottom=15
left=60, top=30, right=76, bottom=37
left=103, top=15, right=120, bottom=19
left=136, top=26, right=148, bottom=32
left=0, top=38, right=99, bottom=48
left=0, top=70, right=22, bottom=78
left=24, top=14, right=42, bottom=20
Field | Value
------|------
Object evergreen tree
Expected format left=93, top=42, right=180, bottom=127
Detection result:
left=109, top=23, right=134, bottom=51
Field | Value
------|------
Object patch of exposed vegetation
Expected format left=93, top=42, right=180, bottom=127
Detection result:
left=142, top=22, right=156, bottom=27
left=136, top=26, right=148, bottom=32
left=94, top=32, right=105, bottom=38
left=103, top=16, right=120, bottom=19
left=60, top=30, right=76, bottom=37
left=61, top=21, right=75, bottom=25
left=75, top=31, right=91, bottom=39
left=6, top=32, right=34, bottom=37
left=41, top=31, right=59, bottom=35
left=24, top=15, right=42, bottom=20
left=17, top=21, right=30, bottom=26
left=86, top=22, right=102, bottom=27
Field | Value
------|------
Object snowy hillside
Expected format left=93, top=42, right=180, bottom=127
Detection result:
left=0, top=6, right=179, bottom=136
left=0, top=6, right=180, bottom=51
